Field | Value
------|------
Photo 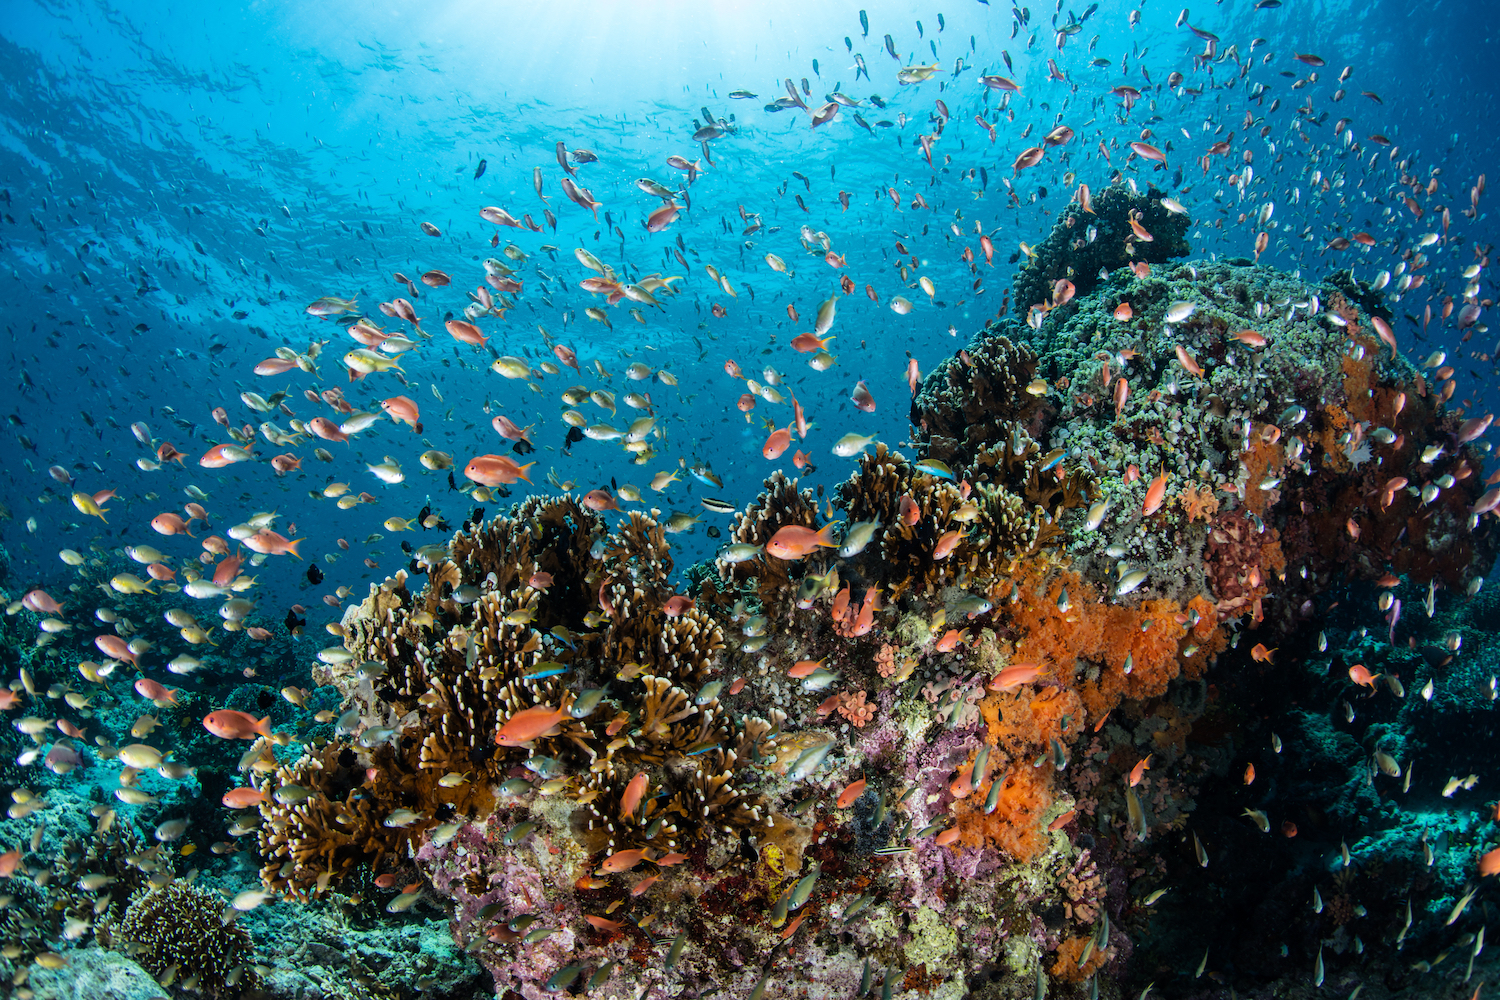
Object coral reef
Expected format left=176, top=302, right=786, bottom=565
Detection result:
left=226, top=213, right=1499, bottom=996
left=108, top=881, right=257, bottom=995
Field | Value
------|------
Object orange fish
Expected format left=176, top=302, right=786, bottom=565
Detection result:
left=836, top=778, right=867, bottom=808
left=495, top=705, right=568, bottom=746
left=764, top=523, right=837, bottom=560
left=989, top=662, right=1041, bottom=692
left=1480, top=846, right=1500, bottom=877
left=212, top=550, right=244, bottom=587
left=1250, top=644, right=1277, bottom=663
left=97, top=635, right=139, bottom=665
left=308, top=416, right=349, bottom=443
left=492, top=415, right=534, bottom=443
left=1243, top=764, right=1256, bottom=785
left=830, top=584, right=852, bottom=623
left=1370, top=315, right=1399, bottom=356
left=932, top=529, right=965, bottom=560
left=199, top=443, right=251, bottom=468
left=1142, top=471, right=1169, bottom=516
left=583, top=489, right=620, bottom=512
left=1113, top=302, right=1133, bottom=322
left=1129, top=140, right=1167, bottom=164
left=599, top=847, right=651, bottom=874
left=792, top=450, right=810, bottom=470
left=1175, top=345, right=1204, bottom=377
left=934, top=628, right=967, bottom=652
left=445, top=320, right=488, bottom=348
left=763, top=424, right=793, bottom=460
left=1231, top=329, right=1267, bottom=348
left=245, top=530, right=302, bottom=560
left=1348, top=663, right=1379, bottom=687
left=619, top=772, right=649, bottom=822
left=788, top=658, right=827, bottom=679
left=849, top=587, right=879, bottom=636
left=1281, top=821, right=1298, bottom=838
left=202, top=709, right=269, bottom=740
left=791, top=332, right=833, bottom=353
left=465, top=454, right=536, bottom=486
left=1128, top=754, right=1153, bottom=787
left=1048, top=810, right=1077, bottom=831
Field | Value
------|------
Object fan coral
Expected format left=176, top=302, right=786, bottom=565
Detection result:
left=110, top=881, right=257, bottom=995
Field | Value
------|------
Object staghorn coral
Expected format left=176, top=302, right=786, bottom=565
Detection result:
left=109, top=881, right=257, bottom=995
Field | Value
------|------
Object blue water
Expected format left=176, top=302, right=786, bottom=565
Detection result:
left=1, top=0, right=1494, bottom=627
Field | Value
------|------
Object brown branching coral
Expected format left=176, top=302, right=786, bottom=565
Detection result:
left=255, top=740, right=431, bottom=901
left=717, top=471, right=822, bottom=618
left=833, top=443, right=1070, bottom=601
left=110, top=881, right=257, bottom=995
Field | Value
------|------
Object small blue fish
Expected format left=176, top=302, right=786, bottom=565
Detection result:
left=914, top=458, right=955, bottom=480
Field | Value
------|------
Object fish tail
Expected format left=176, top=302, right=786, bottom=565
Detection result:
left=255, top=716, right=273, bottom=739
left=517, top=462, right=536, bottom=483
left=284, top=538, right=304, bottom=560
left=815, top=522, right=840, bottom=548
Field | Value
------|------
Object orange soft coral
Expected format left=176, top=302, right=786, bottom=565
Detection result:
left=951, top=763, right=1051, bottom=862
left=980, top=686, right=1084, bottom=756
left=1049, top=934, right=1110, bottom=982
left=1002, top=560, right=1204, bottom=727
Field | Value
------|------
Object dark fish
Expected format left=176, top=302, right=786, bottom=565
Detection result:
left=812, top=58, right=820, bottom=76
left=305, top=564, right=323, bottom=585
left=884, top=33, right=897, bottom=59
left=706, top=526, right=721, bottom=538
left=473, top=158, right=487, bottom=180
left=512, top=439, right=535, bottom=456
left=284, top=608, right=306, bottom=632
left=860, top=9, right=869, bottom=35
